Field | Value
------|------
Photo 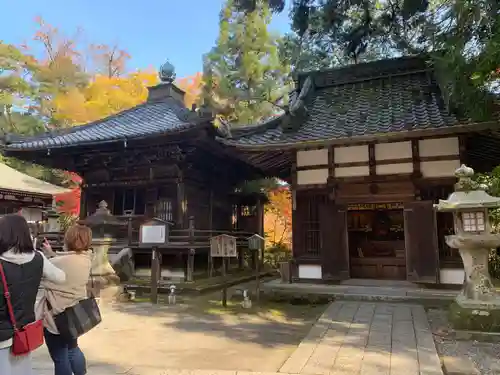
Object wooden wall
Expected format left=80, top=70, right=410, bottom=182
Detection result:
left=295, top=136, right=461, bottom=187
left=291, top=135, right=464, bottom=283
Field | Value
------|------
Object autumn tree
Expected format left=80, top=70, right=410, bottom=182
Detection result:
left=241, top=0, right=500, bottom=121
left=1, top=18, right=158, bottom=194
left=202, top=0, right=290, bottom=125
left=264, top=186, right=292, bottom=247
left=30, top=16, right=88, bottom=128
left=176, top=72, right=203, bottom=109
left=89, top=44, right=130, bottom=78
left=53, top=71, right=158, bottom=125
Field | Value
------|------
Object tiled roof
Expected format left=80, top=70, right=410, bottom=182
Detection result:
left=220, top=56, right=472, bottom=149
left=3, top=98, right=198, bottom=151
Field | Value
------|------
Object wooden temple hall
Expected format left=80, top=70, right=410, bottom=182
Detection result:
left=0, top=62, right=267, bottom=275
left=2, top=55, right=500, bottom=284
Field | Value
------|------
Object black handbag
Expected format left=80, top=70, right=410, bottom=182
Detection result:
left=48, top=277, right=102, bottom=339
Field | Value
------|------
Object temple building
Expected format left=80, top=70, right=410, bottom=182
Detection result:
left=2, top=55, right=499, bottom=284
left=0, top=62, right=265, bottom=275
left=218, top=55, right=500, bottom=285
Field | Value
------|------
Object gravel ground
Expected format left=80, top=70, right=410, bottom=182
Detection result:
left=427, top=308, right=500, bottom=375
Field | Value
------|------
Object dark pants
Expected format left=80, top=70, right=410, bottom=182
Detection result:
left=44, top=329, right=87, bottom=375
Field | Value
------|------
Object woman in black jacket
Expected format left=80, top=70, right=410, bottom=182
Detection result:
left=0, top=214, right=65, bottom=375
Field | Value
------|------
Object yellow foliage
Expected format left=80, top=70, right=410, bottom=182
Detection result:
left=53, top=71, right=158, bottom=125
left=176, top=72, right=203, bottom=109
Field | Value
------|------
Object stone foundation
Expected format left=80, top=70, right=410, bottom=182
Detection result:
left=449, top=301, right=500, bottom=332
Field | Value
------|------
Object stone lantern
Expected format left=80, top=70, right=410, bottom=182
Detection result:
left=435, top=165, right=500, bottom=331
left=45, top=204, right=61, bottom=233
left=80, top=201, right=126, bottom=302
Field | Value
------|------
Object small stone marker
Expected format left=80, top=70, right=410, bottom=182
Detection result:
left=442, top=356, right=479, bottom=375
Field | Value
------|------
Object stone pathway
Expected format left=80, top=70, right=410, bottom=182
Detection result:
left=34, top=301, right=444, bottom=375
left=280, top=301, right=443, bottom=375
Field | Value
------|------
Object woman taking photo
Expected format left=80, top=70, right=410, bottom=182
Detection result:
left=39, top=223, right=94, bottom=375
left=0, top=214, right=66, bottom=375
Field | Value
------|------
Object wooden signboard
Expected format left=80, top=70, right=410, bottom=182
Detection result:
left=139, top=219, right=170, bottom=305
left=210, top=234, right=237, bottom=257
left=210, top=234, right=237, bottom=307
left=348, top=202, right=404, bottom=211
left=139, top=219, right=169, bottom=248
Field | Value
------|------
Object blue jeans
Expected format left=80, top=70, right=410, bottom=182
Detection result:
left=44, top=329, right=87, bottom=375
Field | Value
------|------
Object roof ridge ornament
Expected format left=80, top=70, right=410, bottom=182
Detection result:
left=159, top=60, right=176, bottom=83
left=282, top=75, right=314, bottom=133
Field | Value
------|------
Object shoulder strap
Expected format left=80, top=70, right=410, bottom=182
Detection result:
left=0, top=262, right=18, bottom=331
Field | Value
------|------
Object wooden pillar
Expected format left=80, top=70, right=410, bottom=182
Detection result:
left=176, top=170, right=185, bottom=228
left=368, top=143, right=376, bottom=176
left=186, top=216, right=195, bottom=282
left=79, top=185, right=88, bottom=219
left=459, top=135, right=467, bottom=165
left=256, top=197, right=264, bottom=266
left=208, top=188, right=214, bottom=277
left=411, top=139, right=422, bottom=199
left=150, top=247, right=161, bottom=304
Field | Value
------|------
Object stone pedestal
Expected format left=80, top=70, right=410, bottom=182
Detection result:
left=446, top=234, right=500, bottom=332
left=89, top=236, right=122, bottom=304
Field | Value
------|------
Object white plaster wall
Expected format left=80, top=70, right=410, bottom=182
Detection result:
left=419, top=137, right=459, bottom=157
left=334, top=145, right=369, bottom=164
left=375, top=141, right=412, bottom=160
left=20, top=207, right=43, bottom=223
left=297, top=169, right=329, bottom=185
left=296, top=148, right=329, bottom=167
left=376, top=163, right=414, bottom=175
left=335, top=166, right=370, bottom=178
left=440, top=268, right=465, bottom=285
left=421, top=159, right=460, bottom=178
left=298, top=265, right=322, bottom=279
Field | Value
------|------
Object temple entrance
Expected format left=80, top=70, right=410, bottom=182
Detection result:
left=347, top=203, right=406, bottom=280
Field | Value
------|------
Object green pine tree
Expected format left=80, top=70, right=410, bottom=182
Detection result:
left=202, top=0, right=290, bottom=126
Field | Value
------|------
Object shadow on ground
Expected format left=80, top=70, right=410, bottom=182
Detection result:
left=111, top=294, right=326, bottom=348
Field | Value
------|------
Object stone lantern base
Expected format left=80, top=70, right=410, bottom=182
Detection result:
left=445, top=242, right=500, bottom=332
left=449, top=302, right=500, bottom=332
left=89, top=236, right=123, bottom=304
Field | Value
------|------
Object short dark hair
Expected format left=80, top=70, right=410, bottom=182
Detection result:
left=0, top=214, right=35, bottom=254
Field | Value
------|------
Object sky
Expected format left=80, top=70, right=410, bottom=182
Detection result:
left=1, top=0, right=291, bottom=78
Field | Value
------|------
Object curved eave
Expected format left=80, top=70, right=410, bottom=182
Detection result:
left=3, top=122, right=205, bottom=153
left=218, top=120, right=500, bottom=151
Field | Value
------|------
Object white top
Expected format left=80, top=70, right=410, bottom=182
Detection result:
left=0, top=250, right=66, bottom=349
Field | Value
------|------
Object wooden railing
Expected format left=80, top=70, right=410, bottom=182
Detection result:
left=37, top=217, right=255, bottom=251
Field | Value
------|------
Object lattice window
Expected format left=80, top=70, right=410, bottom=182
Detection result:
left=304, top=194, right=322, bottom=256
left=462, top=211, right=485, bottom=232
left=155, top=199, right=173, bottom=222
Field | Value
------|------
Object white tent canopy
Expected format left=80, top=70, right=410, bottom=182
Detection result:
left=0, top=163, right=69, bottom=196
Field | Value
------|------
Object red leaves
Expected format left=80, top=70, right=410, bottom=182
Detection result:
left=54, top=172, right=81, bottom=215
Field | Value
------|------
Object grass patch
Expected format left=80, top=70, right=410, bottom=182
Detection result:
left=128, top=291, right=326, bottom=322
left=126, top=269, right=274, bottom=292
left=187, top=297, right=327, bottom=321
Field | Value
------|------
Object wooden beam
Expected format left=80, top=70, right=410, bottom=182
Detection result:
left=411, top=139, right=422, bottom=178
left=368, top=143, right=376, bottom=176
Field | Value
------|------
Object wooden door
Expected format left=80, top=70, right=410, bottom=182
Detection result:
left=319, top=201, right=350, bottom=280
left=404, top=201, right=439, bottom=283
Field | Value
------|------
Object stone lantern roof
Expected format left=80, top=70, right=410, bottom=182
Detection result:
left=435, top=164, right=500, bottom=211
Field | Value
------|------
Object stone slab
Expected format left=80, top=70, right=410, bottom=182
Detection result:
left=442, top=356, right=480, bottom=375
left=38, top=369, right=298, bottom=375
left=279, top=301, right=444, bottom=375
